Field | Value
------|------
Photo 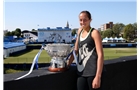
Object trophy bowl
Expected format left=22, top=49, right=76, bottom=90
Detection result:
left=44, top=43, right=71, bottom=72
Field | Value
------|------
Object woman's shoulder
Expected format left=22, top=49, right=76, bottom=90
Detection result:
left=91, top=28, right=97, bottom=31
left=91, top=28, right=100, bottom=34
left=91, top=28, right=101, bottom=37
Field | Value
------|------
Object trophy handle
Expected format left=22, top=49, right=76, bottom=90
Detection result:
left=73, top=50, right=78, bottom=65
left=44, top=44, right=48, bottom=51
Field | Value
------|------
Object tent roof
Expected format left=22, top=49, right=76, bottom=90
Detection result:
left=4, top=42, right=26, bottom=49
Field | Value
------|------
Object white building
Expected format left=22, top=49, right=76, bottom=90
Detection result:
left=3, top=29, right=9, bottom=36
left=3, top=42, right=26, bottom=58
left=22, top=30, right=38, bottom=42
left=38, top=27, right=72, bottom=43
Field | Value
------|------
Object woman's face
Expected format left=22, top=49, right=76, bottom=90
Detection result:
left=79, top=13, right=91, bottom=29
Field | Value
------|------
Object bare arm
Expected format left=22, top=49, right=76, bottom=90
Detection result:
left=91, top=30, right=104, bottom=78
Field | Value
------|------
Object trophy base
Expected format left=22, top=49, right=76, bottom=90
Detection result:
left=48, top=67, right=68, bottom=72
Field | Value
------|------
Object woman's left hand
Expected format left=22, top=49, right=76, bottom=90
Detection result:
left=92, top=76, right=101, bottom=89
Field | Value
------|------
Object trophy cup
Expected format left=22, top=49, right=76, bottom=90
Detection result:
left=44, top=43, right=71, bottom=72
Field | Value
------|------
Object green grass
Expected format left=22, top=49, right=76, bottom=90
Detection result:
left=103, top=48, right=137, bottom=60
left=4, top=49, right=51, bottom=64
left=4, top=48, right=137, bottom=64
left=4, top=68, right=25, bottom=74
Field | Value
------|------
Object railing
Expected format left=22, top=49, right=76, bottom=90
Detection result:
left=4, top=55, right=137, bottom=90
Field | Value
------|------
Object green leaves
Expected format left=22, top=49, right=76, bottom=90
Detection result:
left=123, top=23, right=136, bottom=41
left=101, top=22, right=137, bottom=41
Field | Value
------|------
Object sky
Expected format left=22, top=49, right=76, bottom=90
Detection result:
left=3, top=1, right=137, bottom=31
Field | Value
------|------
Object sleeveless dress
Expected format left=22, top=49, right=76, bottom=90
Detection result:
left=77, top=28, right=98, bottom=77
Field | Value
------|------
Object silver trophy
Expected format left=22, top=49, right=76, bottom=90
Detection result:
left=44, top=43, right=71, bottom=72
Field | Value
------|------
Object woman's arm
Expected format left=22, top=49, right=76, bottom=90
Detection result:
left=91, top=29, right=104, bottom=89
left=91, top=30, right=104, bottom=78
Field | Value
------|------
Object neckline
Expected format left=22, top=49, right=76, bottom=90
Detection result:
left=83, top=27, right=92, bottom=33
left=80, top=28, right=92, bottom=41
left=81, top=28, right=92, bottom=37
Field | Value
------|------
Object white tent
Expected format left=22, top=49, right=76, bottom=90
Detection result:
left=102, top=37, right=109, bottom=43
left=118, top=37, right=126, bottom=42
left=108, top=37, right=115, bottom=42
left=102, top=37, right=126, bottom=43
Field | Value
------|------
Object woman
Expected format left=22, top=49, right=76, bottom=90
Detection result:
left=67, top=10, right=105, bottom=90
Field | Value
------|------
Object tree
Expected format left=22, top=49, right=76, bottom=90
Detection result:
left=5, top=31, right=12, bottom=36
left=100, top=31, right=104, bottom=36
left=14, top=31, right=20, bottom=38
left=112, top=23, right=125, bottom=37
left=14, top=28, right=21, bottom=38
left=132, top=22, right=137, bottom=30
left=132, top=22, right=137, bottom=38
left=123, top=24, right=135, bottom=41
left=32, top=29, right=37, bottom=31
left=11, top=31, right=15, bottom=36
left=71, top=29, right=77, bottom=36
left=100, top=31, right=104, bottom=39
left=103, top=29, right=113, bottom=38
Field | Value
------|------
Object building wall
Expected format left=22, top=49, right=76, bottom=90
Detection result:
left=101, top=24, right=104, bottom=31
left=101, top=22, right=114, bottom=31
left=24, top=33, right=38, bottom=40
left=4, top=49, right=9, bottom=58
left=4, top=45, right=26, bottom=58
left=38, top=30, right=72, bottom=43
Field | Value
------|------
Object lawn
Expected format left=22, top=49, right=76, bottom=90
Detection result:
left=4, top=48, right=137, bottom=64
left=103, top=48, right=137, bottom=60
left=4, top=49, right=51, bottom=64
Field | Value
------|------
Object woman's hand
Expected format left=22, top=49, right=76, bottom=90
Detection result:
left=92, top=76, right=101, bottom=89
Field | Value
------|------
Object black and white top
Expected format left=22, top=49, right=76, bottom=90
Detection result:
left=77, top=28, right=98, bottom=77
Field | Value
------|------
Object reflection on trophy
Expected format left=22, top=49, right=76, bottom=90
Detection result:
left=44, top=43, right=71, bottom=72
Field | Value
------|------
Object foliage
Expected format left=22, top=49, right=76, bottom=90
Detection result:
left=15, top=28, right=21, bottom=38
left=123, top=24, right=135, bottom=40
left=103, top=28, right=113, bottom=38
left=100, top=22, right=136, bottom=41
left=5, top=28, right=22, bottom=38
left=132, top=22, right=137, bottom=38
left=32, top=29, right=37, bottom=31
left=5, top=31, right=12, bottom=36
left=71, top=29, right=77, bottom=36
left=112, top=23, right=125, bottom=37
